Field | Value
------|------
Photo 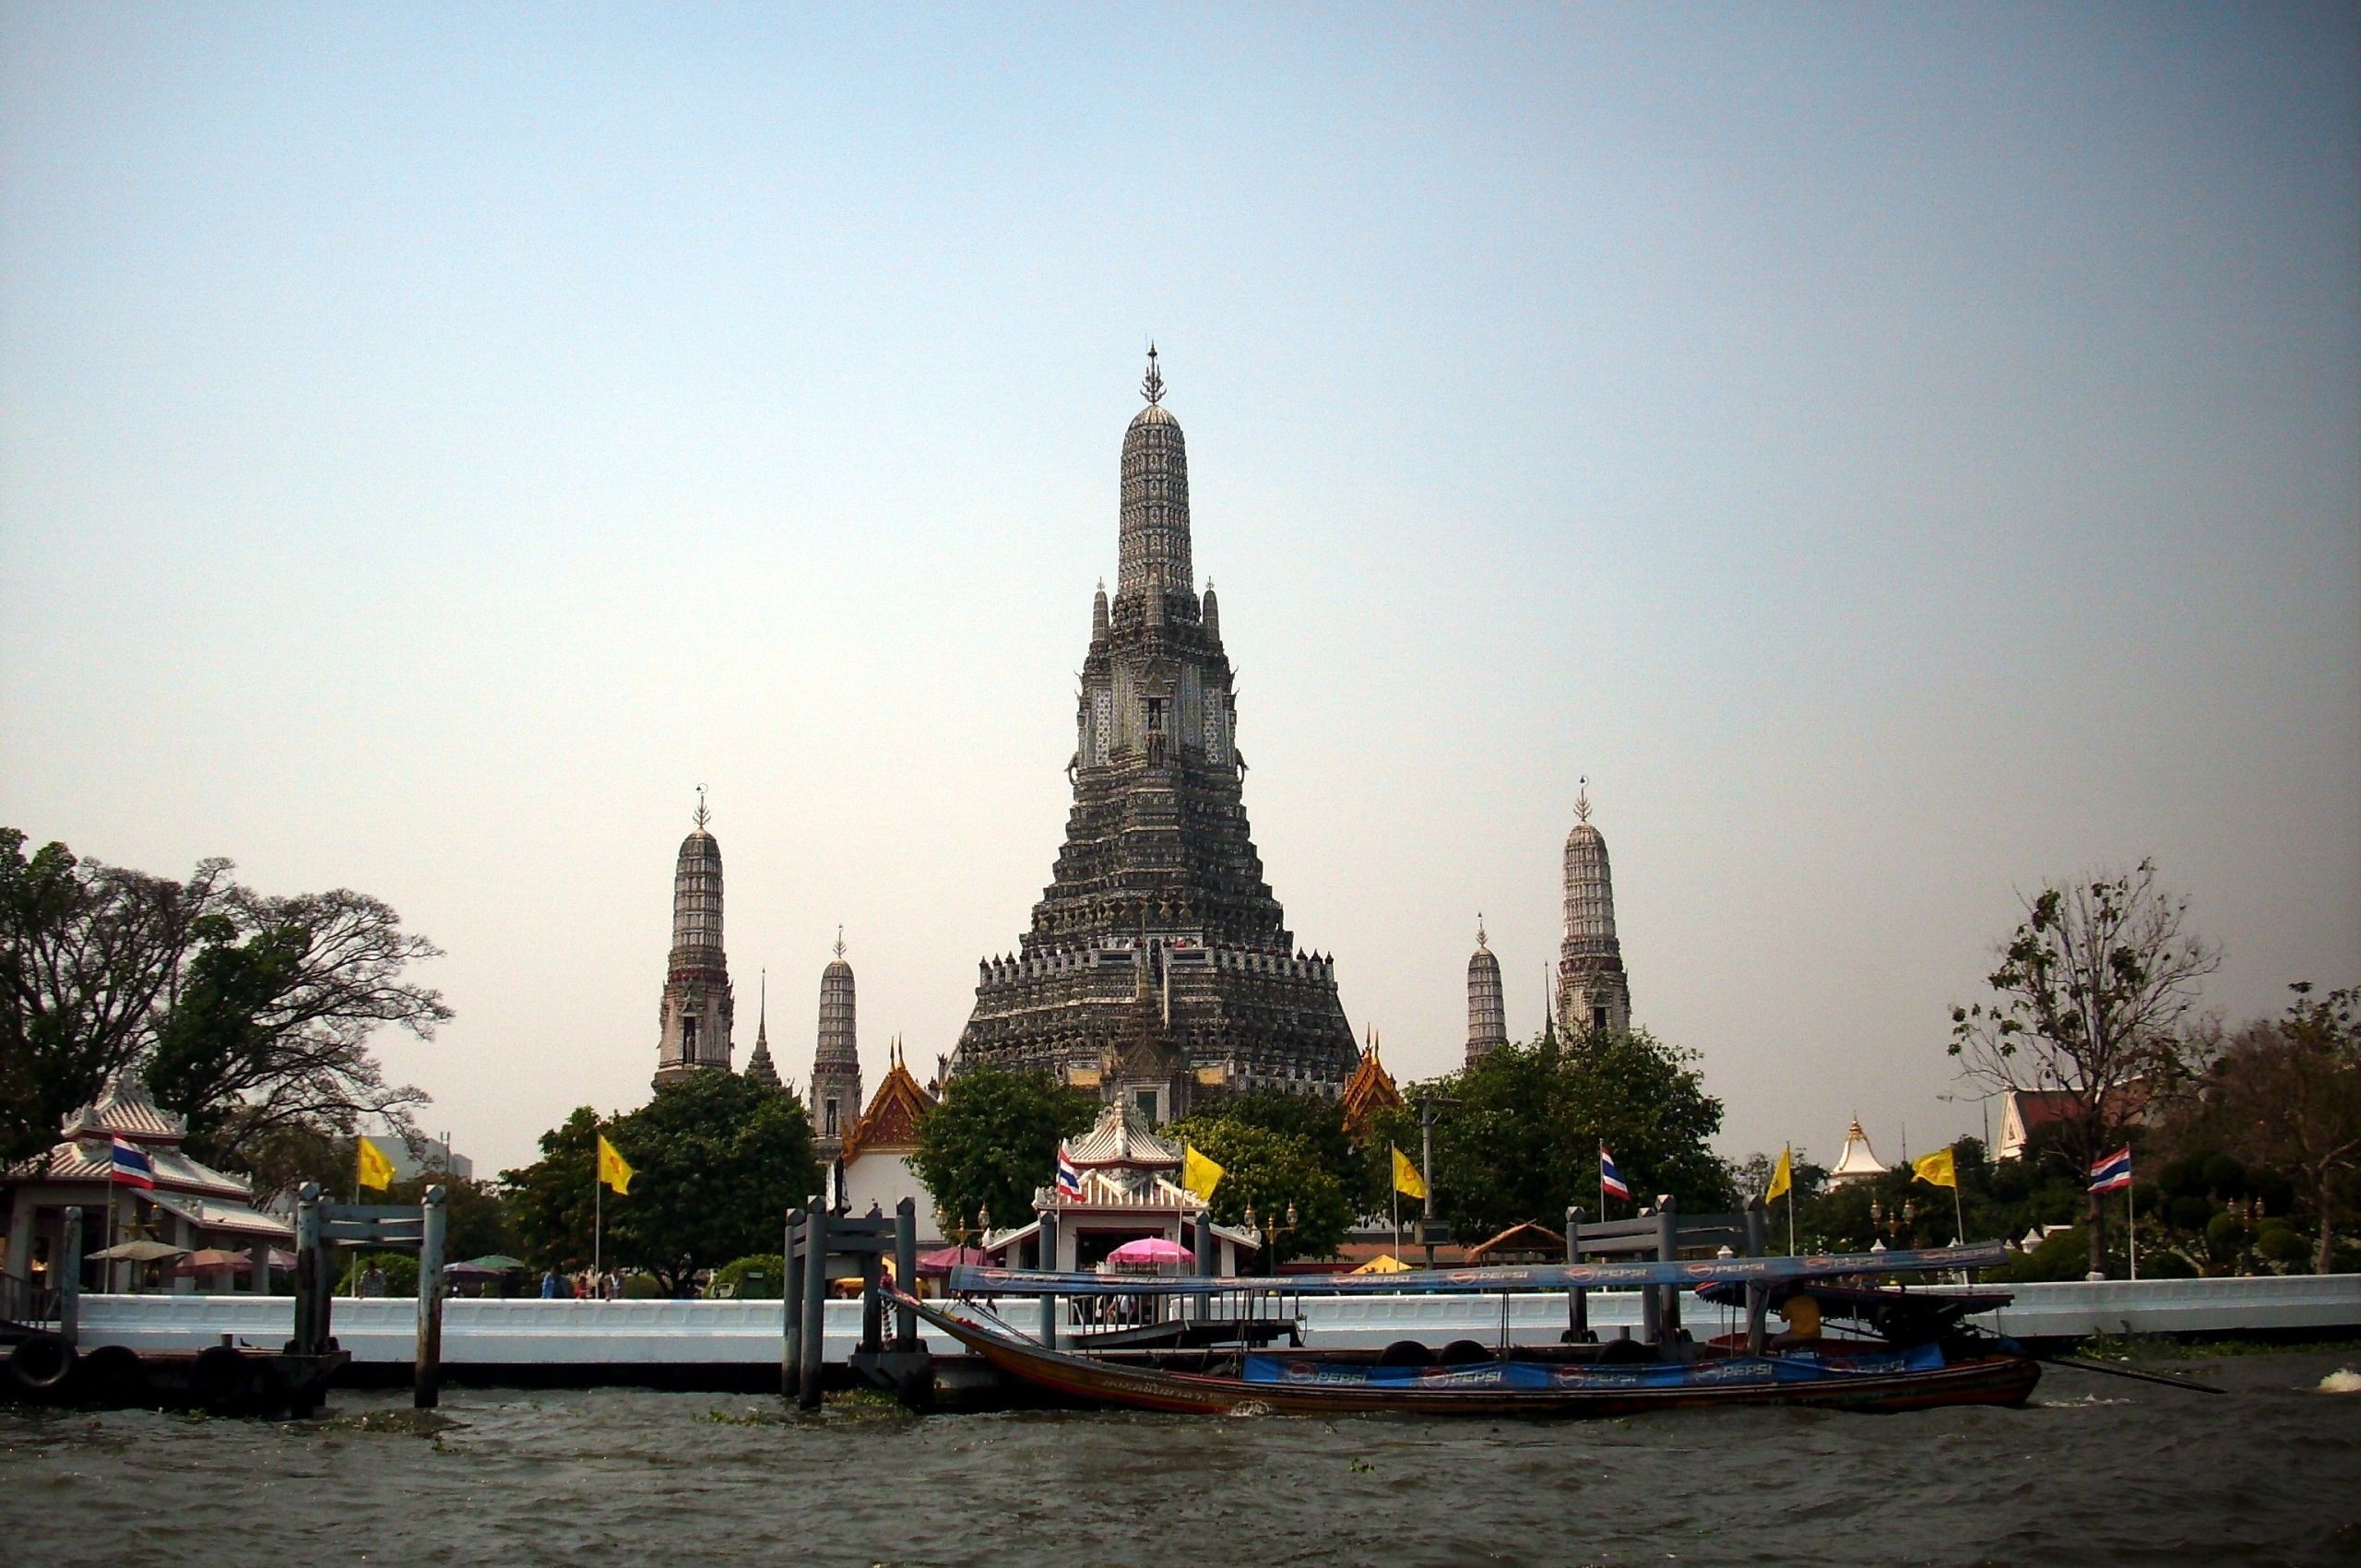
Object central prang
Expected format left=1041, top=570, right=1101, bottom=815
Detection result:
left=949, top=355, right=1358, bottom=1121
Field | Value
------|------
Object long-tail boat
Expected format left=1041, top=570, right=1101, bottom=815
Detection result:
left=891, top=1241, right=2037, bottom=1418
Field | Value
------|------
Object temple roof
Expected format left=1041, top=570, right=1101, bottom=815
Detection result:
left=1340, top=1040, right=1403, bottom=1139
left=1065, top=1099, right=1180, bottom=1169
left=28, top=1136, right=253, bottom=1201
left=1829, top=1118, right=1888, bottom=1181
left=843, top=1048, right=935, bottom=1159
left=61, top=1072, right=184, bottom=1145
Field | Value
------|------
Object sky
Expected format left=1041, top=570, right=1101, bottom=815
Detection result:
left=4, top=5, right=2355, bottom=1178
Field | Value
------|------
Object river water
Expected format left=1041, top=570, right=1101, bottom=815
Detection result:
left=4, top=1348, right=2358, bottom=1567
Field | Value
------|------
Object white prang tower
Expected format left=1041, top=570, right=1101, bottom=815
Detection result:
left=1465, top=919, right=1508, bottom=1064
left=653, top=790, right=735, bottom=1088
left=1555, top=782, right=1631, bottom=1036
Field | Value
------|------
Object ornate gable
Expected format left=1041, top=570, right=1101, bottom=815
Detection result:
left=1340, top=1035, right=1403, bottom=1140
left=843, top=1045, right=936, bottom=1159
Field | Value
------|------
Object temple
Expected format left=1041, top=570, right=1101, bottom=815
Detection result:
left=952, top=351, right=1358, bottom=1119
left=979, top=1099, right=1261, bottom=1273
left=1828, top=1118, right=1890, bottom=1188
left=1, top=1074, right=292, bottom=1294
left=839, top=1039, right=944, bottom=1245
left=1340, top=1031, right=1404, bottom=1139
left=809, top=933, right=861, bottom=1159
left=653, top=791, right=735, bottom=1088
left=1465, top=920, right=1508, bottom=1063
left=1555, top=783, right=1631, bottom=1035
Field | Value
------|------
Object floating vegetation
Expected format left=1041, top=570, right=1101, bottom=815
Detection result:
left=319, top=1408, right=469, bottom=1437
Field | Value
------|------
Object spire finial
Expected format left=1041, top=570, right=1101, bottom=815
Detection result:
left=1574, top=776, right=1591, bottom=824
left=694, top=784, right=710, bottom=833
left=1141, top=342, right=1165, bottom=406
left=1477, top=914, right=1488, bottom=949
left=758, top=969, right=768, bottom=1037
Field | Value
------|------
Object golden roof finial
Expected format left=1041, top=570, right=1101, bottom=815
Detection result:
left=694, top=784, right=710, bottom=833
left=1141, top=342, right=1165, bottom=406
left=1574, top=776, right=1591, bottom=824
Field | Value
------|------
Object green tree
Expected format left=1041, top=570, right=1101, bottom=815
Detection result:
left=911, top=1067, right=1095, bottom=1237
left=501, top=1107, right=603, bottom=1272
left=606, top=1071, right=819, bottom=1293
left=1182, top=1087, right=1383, bottom=1218
left=1, top=829, right=231, bottom=1164
left=380, top=1172, right=513, bottom=1264
left=1377, top=1028, right=1734, bottom=1241
left=1950, top=860, right=2219, bottom=1277
left=2172, top=983, right=2360, bottom=1274
left=1162, top=1114, right=1353, bottom=1265
left=0, top=828, right=445, bottom=1184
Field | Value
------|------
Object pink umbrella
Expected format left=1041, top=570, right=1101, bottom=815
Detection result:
left=1105, top=1237, right=1193, bottom=1267
left=915, top=1246, right=992, bottom=1278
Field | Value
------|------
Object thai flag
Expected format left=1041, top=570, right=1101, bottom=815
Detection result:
left=1599, top=1145, right=1631, bottom=1202
left=109, top=1136, right=155, bottom=1191
left=2088, top=1146, right=2133, bottom=1194
left=1055, top=1146, right=1083, bottom=1198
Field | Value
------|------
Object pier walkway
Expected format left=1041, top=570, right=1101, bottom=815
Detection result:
left=64, top=1272, right=2361, bottom=1373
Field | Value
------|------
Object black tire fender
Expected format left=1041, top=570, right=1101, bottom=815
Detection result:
left=6, top=1334, right=78, bottom=1393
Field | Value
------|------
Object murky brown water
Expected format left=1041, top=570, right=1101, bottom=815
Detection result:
left=5, top=1349, right=2359, bottom=1567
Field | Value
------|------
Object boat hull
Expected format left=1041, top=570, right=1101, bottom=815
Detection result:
left=911, top=1301, right=2039, bottom=1418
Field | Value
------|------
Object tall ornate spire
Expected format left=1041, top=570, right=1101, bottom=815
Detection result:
left=811, top=935, right=861, bottom=1158
left=743, top=968, right=781, bottom=1089
left=1465, top=916, right=1507, bottom=1063
left=654, top=792, right=733, bottom=1088
left=955, top=355, right=1357, bottom=1118
left=1557, top=780, right=1631, bottom=1035
left=1117, top=346, right=1192, bottom=601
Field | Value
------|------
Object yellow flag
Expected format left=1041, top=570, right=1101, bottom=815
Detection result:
left=1913, top=1146, right=1957, bottom=1189
left=355, top=1135, right=396, bottom=1192
left=1391, top=1145, right=1428, bottom=1201
left=598, top=1134, right=635, bottom=1194
left=1765, top=1145, right=1793, bottom=1202
left=1181, top=1145, right=1226, bottom=1202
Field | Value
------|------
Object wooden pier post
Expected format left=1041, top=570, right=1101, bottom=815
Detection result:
left=1655, top=1195, right=1679, bottom=1342
left=859, top=1250, right=884, bottom=1358
left=56, top=1206, right=81, bottom=1347
left=292, top=1184, right=322, bottom=1356
left=1565, top=1206, right=1589, bottom=1342
left=414, top=1184, right=446, bottom=1410
left=1037, top=1209, right=1059, bottom=1350
left=892, top=1198, right=918, bottom=1351
left=1742, top=1195, right=1769, bottom=1355
left=782, top=1206, right=805, bottom=1399
left=798, top=1202, right=828, bottom=1410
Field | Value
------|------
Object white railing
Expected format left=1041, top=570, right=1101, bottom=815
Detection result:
left=65, top=1272, right=2361, bottom=1363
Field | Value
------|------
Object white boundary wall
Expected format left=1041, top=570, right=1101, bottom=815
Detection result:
left=67, top=1273, right=2361, bottom=1365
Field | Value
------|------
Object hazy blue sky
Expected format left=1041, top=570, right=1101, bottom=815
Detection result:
left=5, top=5, right=2355, bottom=1175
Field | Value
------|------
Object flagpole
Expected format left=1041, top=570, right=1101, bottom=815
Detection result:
left=2128, top=1161, right=2138, bottom=1281
left=593, top=1153, right=602, bottom=1287
left=1786, top=1185, right=1794, bottom=1257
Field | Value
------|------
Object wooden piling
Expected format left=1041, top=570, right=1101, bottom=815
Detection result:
left=1565, top=1206, right=1589, bottom=1341
left=781, top=1206, right=805, bottom=1399
left=798, top=1202, right=828, bottom=1409
left=1655, top=1195, right=1679, bottom=1341
left=892, top=1198, right=918, bottom=1351
left=1743, top=1195, right=1769, bottom=1355
left=56, top=1206, right=82, bottom=1347
left=414, top=1185, right=446, bottom=1410
left=292, top=1184, right=322, bottom=1356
